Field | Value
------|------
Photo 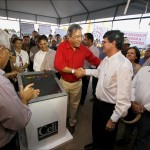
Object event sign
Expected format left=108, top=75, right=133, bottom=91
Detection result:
left=124, top=31, right=148, bottom=48
left=20, top=23, right=34, bottom=35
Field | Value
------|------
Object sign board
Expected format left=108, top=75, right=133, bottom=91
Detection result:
left=92, top=24, right=107, bottom=42
left=39, top=24, right=51, bottom=35
left=20, top=23, right=34, bottom=35
left=55, top=29, right=67, bottom=38
left=124, top=31, right=148, bottom=48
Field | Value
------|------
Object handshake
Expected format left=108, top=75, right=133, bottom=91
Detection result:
left=74, top=68, right=86, bottom=78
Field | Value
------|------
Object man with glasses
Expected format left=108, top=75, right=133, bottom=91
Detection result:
left=54, top=24, right=101, bottom=134
left=0, top=29, right=40, bottom=150
left=76, top=30, right=133, bottom=150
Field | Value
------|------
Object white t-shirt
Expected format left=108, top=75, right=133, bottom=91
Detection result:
left=33, top=50, right=47, bottom=71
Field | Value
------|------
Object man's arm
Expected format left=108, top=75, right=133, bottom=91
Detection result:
left=0, top=82, right=39, bottom=130
left=111, top=67, right=133, bottom=123
left=85, top=48, right=101, bottom=67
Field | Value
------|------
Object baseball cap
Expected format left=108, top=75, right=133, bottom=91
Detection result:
left=124, top=37, right=130, bottom=44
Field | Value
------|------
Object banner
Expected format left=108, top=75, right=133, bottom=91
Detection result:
left=39, top=24, right=51, bottom=35
left=20, top=23, right=34, bottom=35
left=124, top=31, right=148, bottom=48
left=55, top=29, right=67, bottom=37
left=92, top=24, right=107, bottom=42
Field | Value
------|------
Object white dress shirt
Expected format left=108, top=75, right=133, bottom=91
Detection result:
left=86, top=51, right=133, bottom=122
left=15, top=50, right=29, bottom=71
left=131, top=66, right=150, bottom=111
left=84, top=44, right=100, bottom=69
left=33, top=50, right=47, bottom=71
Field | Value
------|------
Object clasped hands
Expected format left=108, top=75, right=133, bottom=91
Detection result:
left=131, top=101, right=145, bottom=114
left=74, top=68, right=86, bottom=78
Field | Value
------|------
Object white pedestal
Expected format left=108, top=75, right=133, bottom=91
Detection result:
left=19, top=95, right=73, bottom=150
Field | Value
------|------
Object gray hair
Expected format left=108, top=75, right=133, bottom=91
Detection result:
left=0, top=29, right=10, bottom=49
left=67, top=24, right=82, bottom=36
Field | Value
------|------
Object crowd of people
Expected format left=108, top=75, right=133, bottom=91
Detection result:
left=0, top=23, right=150, bottom=150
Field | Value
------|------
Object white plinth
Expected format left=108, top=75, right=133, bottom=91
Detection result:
left=19, top=95, right=73, bottom=150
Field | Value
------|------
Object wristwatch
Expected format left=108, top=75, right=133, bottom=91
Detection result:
left=71, top=69, right=75, bottom=74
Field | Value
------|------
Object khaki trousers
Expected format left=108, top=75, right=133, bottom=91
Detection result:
left=60, top=78, right=82, bottom=126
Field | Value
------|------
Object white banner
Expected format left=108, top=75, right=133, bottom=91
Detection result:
left=55, top=29, right=67, bottom=38
left=39, top=24, right=51, bottom=35
left=20, top=23, right=34, bottom=35
left=124, top=31, right=148, bottom=48
left=92, top=24, right=107, bottom=42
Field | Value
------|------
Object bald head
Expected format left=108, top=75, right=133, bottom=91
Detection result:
left=0, top=29, right=10, bottom=49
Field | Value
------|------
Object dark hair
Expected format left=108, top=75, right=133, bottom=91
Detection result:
left=23, top=35, right=30, bottom=39
left=103, top=30, right=124, bottom=50
left=49, top=34, right=53, bottom=37
left=37, top=35, right=48, bottom=43
left=12, top=37, right=23, bottom=44
left=55, top=34, right=60, bottom=37
left=127, top=46, right=141, bottom=63
left=67, top=24, right=82, bottom=36
left=84, top=33, right=94, bottom=43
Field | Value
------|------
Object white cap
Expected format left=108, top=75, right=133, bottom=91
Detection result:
left=124, top=37, right=130, bottom=44
left=0, top=29, right=10, bottom=49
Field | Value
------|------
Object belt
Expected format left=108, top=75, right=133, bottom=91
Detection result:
left=61, top=78, right=81, bottom=83
left=95, top=98, right=115, bottom=107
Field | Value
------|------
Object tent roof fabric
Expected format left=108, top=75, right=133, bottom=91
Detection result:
left=0, top=0, right=149, bottom=24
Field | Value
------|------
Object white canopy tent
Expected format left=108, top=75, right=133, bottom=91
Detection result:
left=0, top=0, right=150, bottom=25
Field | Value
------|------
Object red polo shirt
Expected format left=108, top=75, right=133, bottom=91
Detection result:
left=54, top=41, right=101, bottom=82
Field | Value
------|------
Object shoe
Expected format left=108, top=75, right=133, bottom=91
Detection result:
left=84, top=143, right=94, bottom=150
left=116, top=139, right=130, bottom=146
left=68, top=125, right=75, bottom=134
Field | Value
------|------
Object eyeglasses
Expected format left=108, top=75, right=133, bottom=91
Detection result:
left=71, top=35, right=82, bottom=39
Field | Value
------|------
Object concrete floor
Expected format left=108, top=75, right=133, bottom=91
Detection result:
left=55, top=79, right=150, bottom=150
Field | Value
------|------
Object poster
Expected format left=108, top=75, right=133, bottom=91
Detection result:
left=124, top=31, right=148, bottom=48
left=39, top=24, right=51, bottom=35
left=92, top=24, right=107, bottom=43
left=20, top=23, right=34, bottom=35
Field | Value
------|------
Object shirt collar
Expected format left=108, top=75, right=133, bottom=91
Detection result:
left=104, top=51, right=121, bottom=62
left=66, top=41, right=82, bottom=50
left=0, top=69, right=5, bottom=76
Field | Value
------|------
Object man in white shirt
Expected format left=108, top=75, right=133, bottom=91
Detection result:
left=77, top=30, right=133, bottom=150
left=131, top=66, right=150, bottom=150
left=80, top=33, right=100, bottom=105
left=33, top=35, right=56, bottom=71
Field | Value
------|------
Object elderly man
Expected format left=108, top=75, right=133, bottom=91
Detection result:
left=77, top=30, right=133, bottom=150
left=54, top=24, right=101, bottom=134
left=0, top=29, right=40, bottom=149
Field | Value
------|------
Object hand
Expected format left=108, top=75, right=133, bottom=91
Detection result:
left=105, top=119, right=116, bottom=132
left=131, top=101, right=144, bottom=114
left=74, top=68, right=86, bottom=78
left=5, top=71, right=18, bottom=78
left=19, top=83, right=40, bottom=105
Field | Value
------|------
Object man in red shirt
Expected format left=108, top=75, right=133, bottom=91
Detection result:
left=54, top=24, right=101, bottom=134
